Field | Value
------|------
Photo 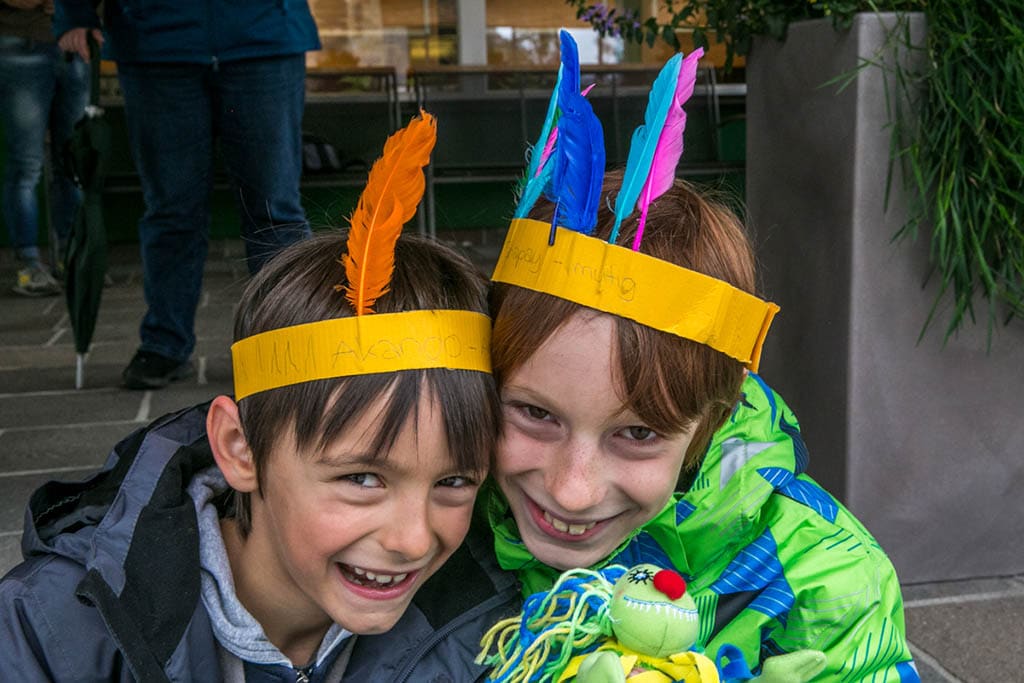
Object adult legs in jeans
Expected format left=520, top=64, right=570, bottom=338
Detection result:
left=215, top=54, right=310, bottom=274
left=118, top=62, right=214, bottom=364
left=0, top=38, right=89, bottom=270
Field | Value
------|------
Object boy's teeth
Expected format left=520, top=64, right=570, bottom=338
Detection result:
left=542, top=510, right=565, bottom=531
left=543, top=510, right=596, bottom=535
left=346, top=565, right=408, bottom=586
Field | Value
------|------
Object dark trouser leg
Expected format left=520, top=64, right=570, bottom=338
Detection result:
left=118, top=61, right=213, bottom=362
left=215, top=53, right=311, bottom=275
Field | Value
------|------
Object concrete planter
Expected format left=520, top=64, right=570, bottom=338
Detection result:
left=747, top=13, right=1024, bottom=583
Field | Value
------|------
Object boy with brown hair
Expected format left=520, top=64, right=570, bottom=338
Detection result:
left=0, top=112, right=519, bottom=681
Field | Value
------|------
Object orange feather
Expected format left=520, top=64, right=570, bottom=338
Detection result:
left=343, top=110, right=437, bottom=314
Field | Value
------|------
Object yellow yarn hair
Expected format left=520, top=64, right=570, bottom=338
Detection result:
left=478, top=566, right=628, bottom=683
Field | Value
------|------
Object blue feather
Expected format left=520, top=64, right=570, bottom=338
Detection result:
left=557, top=29, right=580, bottom=102
left=608, top=53, right=683, bottom=244
left=543, top=30, right=603, bottom=234
left=514, top=30, right=579, bottom=219
left=547, top=89, right=604, bottom=234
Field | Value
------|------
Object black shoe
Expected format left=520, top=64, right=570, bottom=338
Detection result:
left=122, top=350, right=195, bottom=390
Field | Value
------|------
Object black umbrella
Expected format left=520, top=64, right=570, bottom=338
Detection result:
left=63, top=36, right=111, bottom=389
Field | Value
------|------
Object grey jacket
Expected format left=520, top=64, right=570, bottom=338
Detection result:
left=0, top=403, right=520, bottom=682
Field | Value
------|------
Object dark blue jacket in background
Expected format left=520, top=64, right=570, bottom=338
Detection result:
left=53, top=0, right=320, bottom=64
left=0, top=404, right=520, bottom=682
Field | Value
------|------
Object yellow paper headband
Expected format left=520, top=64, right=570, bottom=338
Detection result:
left=230, top=110, right=493, bottom=400
left=231, top=310, right=491, bottom=400
left=492, top=218, right=779, bottom=371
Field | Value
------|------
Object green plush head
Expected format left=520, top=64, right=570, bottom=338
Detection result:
left=608, top=564, right=700, bottom=659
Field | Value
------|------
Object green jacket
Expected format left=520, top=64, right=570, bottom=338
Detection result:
left=488, top=373, right=919, bottom=682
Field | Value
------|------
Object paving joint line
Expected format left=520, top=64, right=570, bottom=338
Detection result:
left=134, top=391, right=152, bottom=423
left=41, top=298, right=61, bottom=316
left=0, top=465, right=95, bottom=479
left=904, top=587, right=1024, bottom=609
left=43, top=328, right=68, bottom=347
left=907, top=641, right=963, bottom=683
left=0, top=419, right=140, bottom=433
left=50, top=312, right=69, bottom=331
left=0, top=387, right=120, bottom=399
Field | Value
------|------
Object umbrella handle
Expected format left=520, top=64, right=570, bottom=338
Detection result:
left=76, top=353, right=85, bottom=390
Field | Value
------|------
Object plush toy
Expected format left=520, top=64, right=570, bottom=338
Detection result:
left=478, top=563, right=826, bottom=683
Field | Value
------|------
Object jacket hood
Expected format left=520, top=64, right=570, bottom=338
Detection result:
left=23, top=404, right=211, bottom=577
left=649, top=372, right=813, bottom=575
left=22, top=404, right=215, bottom=680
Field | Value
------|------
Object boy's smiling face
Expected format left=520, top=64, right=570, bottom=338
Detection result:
left=495, top=312, right=694, bottom=571
left=227, top=388, right=483, bottom=638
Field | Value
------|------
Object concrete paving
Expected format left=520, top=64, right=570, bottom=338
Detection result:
left=1, top=236, right=1020, bottom=682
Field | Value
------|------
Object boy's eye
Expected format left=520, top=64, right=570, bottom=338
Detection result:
left=523, top=404, right=552, bottom=421
left=502, top=398, right=557, bottom=426
left=621, top=426, right=657, bottom=442
left=437, top=475, right=478, bottom=488
left=344, top=472, right=383, bottom=488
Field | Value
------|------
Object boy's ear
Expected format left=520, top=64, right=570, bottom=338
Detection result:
left=207, top=395, right=258, bottom=493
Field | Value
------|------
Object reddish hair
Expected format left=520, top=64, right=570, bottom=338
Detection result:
left=491, top=169, right=757, bottom=480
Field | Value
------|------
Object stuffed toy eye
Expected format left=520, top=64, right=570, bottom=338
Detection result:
left=626, top=567, right=654, bottom=584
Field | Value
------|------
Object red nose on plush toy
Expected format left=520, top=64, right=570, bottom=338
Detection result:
left=653, top=569, right=687, bottom=600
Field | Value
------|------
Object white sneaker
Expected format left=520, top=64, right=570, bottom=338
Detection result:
left=13, top=265, right=62, bottom=297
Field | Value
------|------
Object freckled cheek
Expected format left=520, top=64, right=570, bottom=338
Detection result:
left=496, top=431, right=549, bottom=477
left=620, top=465, right=679, bottom=510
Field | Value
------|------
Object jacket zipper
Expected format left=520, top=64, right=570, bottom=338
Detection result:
left=392, top=590, right=520, bottom=683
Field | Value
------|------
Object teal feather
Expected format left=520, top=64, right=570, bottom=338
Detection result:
left=608, top=53, right=683, bottom=245
left=514, top=30, right=579, bottom=219
left=515, top=159, right=555, bottom=221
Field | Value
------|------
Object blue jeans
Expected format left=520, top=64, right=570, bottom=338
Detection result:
left=0, top=37, right=90, bottom=266
left=117, top=54, right=311, bottom=362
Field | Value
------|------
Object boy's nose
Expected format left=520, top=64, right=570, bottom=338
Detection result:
left=380, top=504, right=434, bottom=560
left=545, top=439, right=606, bottom=513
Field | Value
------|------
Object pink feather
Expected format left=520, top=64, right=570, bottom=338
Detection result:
left=632, top=48, right=704, bottom=251
left=535, top=126, right=559, bottom=177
